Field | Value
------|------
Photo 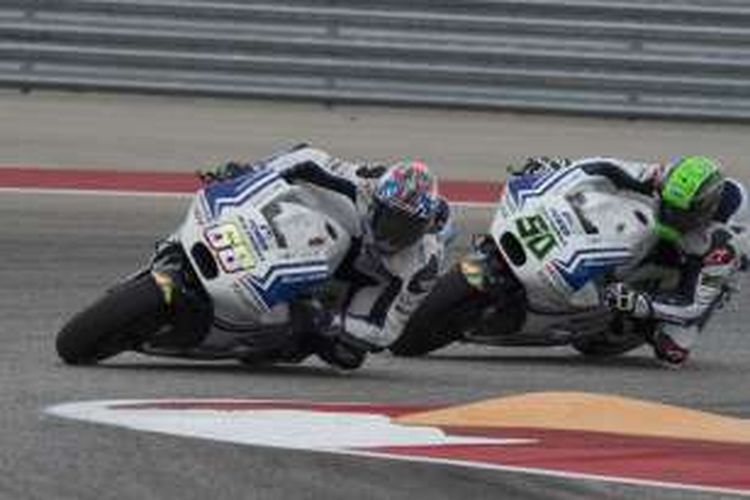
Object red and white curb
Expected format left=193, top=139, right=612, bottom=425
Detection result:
left=0, top=166, right=502, bottom=206
left=46, top=393, right=750, bottom=497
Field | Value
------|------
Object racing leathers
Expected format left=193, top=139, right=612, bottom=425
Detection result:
left=520, top=157, right=749, bottom=366
left=211, top=145, right=450, bottom=369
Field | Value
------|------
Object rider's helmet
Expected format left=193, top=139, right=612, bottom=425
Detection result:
left=369, top=160, right=439, bottom=253
left=656, top=156, right=725, bottom=241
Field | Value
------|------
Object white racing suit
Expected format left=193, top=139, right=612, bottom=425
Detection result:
left=527, top=157, right=749, bottom=365
left=254, top=145, right=449, bottom=364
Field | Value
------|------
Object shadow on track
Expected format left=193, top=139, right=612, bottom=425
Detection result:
left=402, top=350, right=736, bottom=372
left=69, top=359, right=404, bottom=381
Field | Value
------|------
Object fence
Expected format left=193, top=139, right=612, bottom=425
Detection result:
left=2, top=0, right=750, bottom=120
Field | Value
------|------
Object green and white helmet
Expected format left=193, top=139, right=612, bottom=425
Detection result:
left=656, top=156, right=725, bottom=241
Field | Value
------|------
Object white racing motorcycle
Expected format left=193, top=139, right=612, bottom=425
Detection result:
left=56, top=150, right=355, bottom=365
left=391, top=165, right=674, bottom=358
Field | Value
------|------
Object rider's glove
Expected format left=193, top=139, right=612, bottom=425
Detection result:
left=431, top=197, right=457, bottom=244
left=314, top=317, right=380, bottom=371
left=602, top=282, right=653, bottom=319
left=510, top=156, right=572, bottom=176
left=355, top=163, right=388, bottom=179
left=316, top=330, right=370, bottom=371
left=197, top=161, right=254, bottom=185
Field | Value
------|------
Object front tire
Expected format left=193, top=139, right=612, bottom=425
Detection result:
left=571, top=317, right=649, bottom=358
left=56, top=274, right=168, bottom=365
left=390, top=265, right=494, bottom=357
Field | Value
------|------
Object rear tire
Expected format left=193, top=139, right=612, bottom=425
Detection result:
left=390, top=265, right=493, bottom=357
left=56, top=274, right=168, bottom=365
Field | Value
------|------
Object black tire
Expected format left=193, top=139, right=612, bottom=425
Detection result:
left=571, top=335, right=645, bottom=357
left=56, top=274, right=168, bottom=365
left=390, top=265, right=493, bottom=357
left=571, top=317, right=649, bottom=357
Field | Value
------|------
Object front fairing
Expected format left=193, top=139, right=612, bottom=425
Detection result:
left=177, top=170, right=351, bottom=329
left=491, top=169, right=659, bottom=312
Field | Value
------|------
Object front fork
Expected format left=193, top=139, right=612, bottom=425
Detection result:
left=148, top=240, right=214, bottom=348
left=150, top=239, right=189, bottom=306
left=458, top=234, right=527, bottom=338
left=459, top=234, right=514, bottom=293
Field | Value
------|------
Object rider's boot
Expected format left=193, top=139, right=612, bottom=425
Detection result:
left=648, top=324, right=696, bottom=368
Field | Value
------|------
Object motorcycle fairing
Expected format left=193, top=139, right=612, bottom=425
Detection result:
left=239, top=260, right=330, bottom=310
left=505, top=167, right=580, bottom=210
left=493, top=168, right=658, bottom=312
left=180, top=168, right=350, bottom=329
left=549, top=247, right=633, bottom=292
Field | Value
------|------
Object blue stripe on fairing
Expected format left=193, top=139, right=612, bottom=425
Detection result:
left=508, top=167, right=579, bottom=208
left=201, top=169, right=279, bottom=219
left=552, top=248, right=632, bottom=291
left=240, top=261, right=331, bottom=310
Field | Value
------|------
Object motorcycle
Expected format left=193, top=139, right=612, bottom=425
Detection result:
left=391, top=164, right=676, bottom=358
left=56, top=148, right=355, bottom=366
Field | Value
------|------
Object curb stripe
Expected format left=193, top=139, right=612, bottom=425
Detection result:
left=46, top=398, right=750, bottom=496
left=0, top=166, right=503, bottom=204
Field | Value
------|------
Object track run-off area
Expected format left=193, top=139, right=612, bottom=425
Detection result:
left=2, top=91, right=750, bottom=499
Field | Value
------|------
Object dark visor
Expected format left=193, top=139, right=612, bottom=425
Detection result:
left=370, top=200, right=431, bottom=253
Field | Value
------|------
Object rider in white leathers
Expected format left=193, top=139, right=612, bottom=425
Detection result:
left=204, top=145, right=451, bottom=369
left=519, top=156, right=749, bottom=367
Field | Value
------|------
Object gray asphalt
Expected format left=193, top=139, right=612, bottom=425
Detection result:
left=1, top=191, right=748, bottom=500
left=3, top=91, right=750, bottom=499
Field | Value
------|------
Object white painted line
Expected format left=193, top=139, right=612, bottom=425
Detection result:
left=353, top=450, right=750, bottom=498
left=0, top=187, right=190, bottom=199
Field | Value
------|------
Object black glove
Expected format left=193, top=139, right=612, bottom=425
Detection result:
left=316, top=332, right=369, bottom=371
left=432, top=198, right=451, bottom=231
left=355, top=163, right=388, bottom=179
left=197, top=161, right=255, bottom=185
left=314, top=315, right=383, bottom=370
left=510, top=157, right=572, bottom=176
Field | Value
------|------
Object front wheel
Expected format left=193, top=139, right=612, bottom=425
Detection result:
left=56, top=274, right=169, bottom=365
left=571, top=317, right=650, bottom=358
left=390, top=265, right=495, bottom=357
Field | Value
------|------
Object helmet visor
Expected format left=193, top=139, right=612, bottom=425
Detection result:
left=370, top=199, right=431, bottom=253
left=658, top=203, right=712, bottom=234
left=659, top=184, right=723, bottom=234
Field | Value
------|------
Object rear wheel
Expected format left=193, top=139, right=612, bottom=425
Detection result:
left=56, top=274, right=169, bottom=365
left=390, top=265, right=495, bottom=357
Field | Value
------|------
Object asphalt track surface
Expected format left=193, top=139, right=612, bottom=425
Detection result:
left=2, top=91, right=750, bottom=499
